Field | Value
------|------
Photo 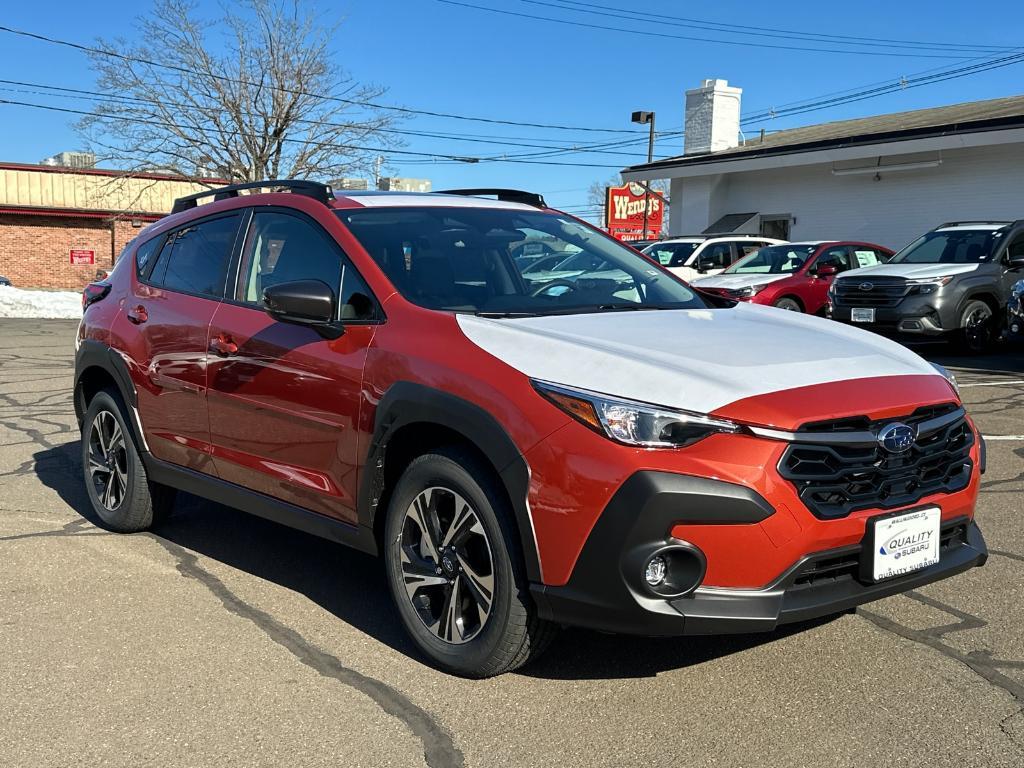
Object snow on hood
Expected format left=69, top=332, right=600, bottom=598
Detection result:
left=457, top=303, right=939, bottom=417
left=0, top=285, right=82, bottom=319
left=691, top=273, right=789, bottom=290
left=838, top=262, right=980, bottom=281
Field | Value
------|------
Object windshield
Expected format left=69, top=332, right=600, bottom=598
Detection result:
left=725, top=244, right=817, bottom=274
left=891, top=228, right=1007, bottom=264
left=642, top=241, right=700, bottom=267
left=335, top=207, right=709, bottom=316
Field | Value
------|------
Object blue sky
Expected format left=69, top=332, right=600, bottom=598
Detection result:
left=2, top=0, right=1022, bottom=218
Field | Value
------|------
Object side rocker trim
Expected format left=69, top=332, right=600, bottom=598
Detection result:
left=357, top=381, right=542, bottom=582
left=144, top=455, right=378, bottom=554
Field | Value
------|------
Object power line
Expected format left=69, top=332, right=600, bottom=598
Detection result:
left=531, top=0, right=1013, bottom=54
left=0, top=23, right=640, bottom=134
left=0, top=97, right=626, bottom=169
left=435, top=0, right=981, bottom=59
left=481, top=48, right=1024, bottom=163
left=0, top=78, right=648, bottom=158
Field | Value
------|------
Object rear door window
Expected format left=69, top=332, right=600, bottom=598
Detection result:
left=851, top=248, right=887, bottom=268
left=150, top=213, right=242, bottom=297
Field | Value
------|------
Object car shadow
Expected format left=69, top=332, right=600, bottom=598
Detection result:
left=34, top=441, right=840, bottom=680
left=914, top=341, right=1024, bottom=375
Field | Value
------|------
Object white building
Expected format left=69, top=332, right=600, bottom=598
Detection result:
left=622, top=80, right=1024, bottom=250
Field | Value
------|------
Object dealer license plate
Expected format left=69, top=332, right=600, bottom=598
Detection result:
left=851, top=307, right=875, bottom=323
left=870, top=507, right=941, bottom=581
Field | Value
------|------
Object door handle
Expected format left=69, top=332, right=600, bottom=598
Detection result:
left=209, top=334, right=238, bottom=357
left=126, top=305, right=148, bottom=324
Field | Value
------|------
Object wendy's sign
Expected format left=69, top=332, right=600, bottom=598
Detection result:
left=605, top=182, right=664, bottom=242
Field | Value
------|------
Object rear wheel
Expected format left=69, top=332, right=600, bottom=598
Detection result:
left=958, top=299, right=995, bottom=354
left=383, top=448, right=555, bottom=677
left=82, top=389, right=175, bottom=532
left=773, top=297, right=802, bottom=312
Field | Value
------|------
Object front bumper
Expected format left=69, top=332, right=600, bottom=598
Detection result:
left=830, top=295, right=956, bottom=336
left=531, top=471, right=988, bottom=636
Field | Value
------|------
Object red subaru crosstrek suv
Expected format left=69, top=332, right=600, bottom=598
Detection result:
left=693, top=241, right=894, bottom=314
left=75, top=181, right=987, bottom=677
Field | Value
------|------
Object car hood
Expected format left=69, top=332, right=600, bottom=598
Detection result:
left=691, top=273, right=790, bottom=290
left=838, top=263, right=981, bottom=280
left=456, top=303, right=941, bottom=417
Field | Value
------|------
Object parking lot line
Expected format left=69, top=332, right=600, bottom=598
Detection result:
left=958, top=379, right=1024, bottom=388
left=982, top=435, right=1024, bottom=440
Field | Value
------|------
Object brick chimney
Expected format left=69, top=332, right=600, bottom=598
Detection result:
left=684, top=79, right=742, bottom=155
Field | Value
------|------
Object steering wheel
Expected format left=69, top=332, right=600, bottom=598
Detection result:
left=529, top=278, right=580, bottom=298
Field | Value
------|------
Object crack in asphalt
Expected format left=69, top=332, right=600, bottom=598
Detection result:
left=151, top=536, right=465, bottom=768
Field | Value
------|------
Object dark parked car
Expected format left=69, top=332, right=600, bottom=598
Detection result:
left=0, top=275, right=11, bottom=286
left=830, top=221, right=1024, bottom=352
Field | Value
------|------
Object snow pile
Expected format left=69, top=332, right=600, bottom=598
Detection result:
left=0, top=285, right=82, bottom=319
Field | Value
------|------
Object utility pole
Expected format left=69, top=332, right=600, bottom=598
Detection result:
left=631, top=111, right=656, bottom=240
left=374, top=155, right=385, bottom=189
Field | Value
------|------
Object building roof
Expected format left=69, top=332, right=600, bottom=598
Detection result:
left=0, top=162, right=225, bottom=217
left=626, top=94, right=1024, bottom=173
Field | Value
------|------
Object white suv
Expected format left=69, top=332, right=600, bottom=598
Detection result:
left=643, top=236, right=785, bottom=282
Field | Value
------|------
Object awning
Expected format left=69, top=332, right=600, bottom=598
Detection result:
left=703, top=212, right=758, bottom=235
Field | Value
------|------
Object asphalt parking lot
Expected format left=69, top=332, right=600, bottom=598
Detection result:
left=1, top=318, right=1022, bottom=768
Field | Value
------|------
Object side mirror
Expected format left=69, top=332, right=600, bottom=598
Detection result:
left=696, top=258, right=715, bottom=273
left=263, top=279, right=340, bottom=336
left=1008, top=254, right=1024, bottom=269
left=815, top=264, right=838, bottom=277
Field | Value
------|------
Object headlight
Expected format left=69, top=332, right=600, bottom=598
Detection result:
left=909, top=275, right=955, bottom=295
left=930, top=362, right=959, bottom=397
left=728, top=283, right=768, bottom=299
left=533, top=380, right=743, bottom=448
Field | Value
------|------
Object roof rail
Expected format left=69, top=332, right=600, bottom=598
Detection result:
left=437, top=188, right=547, bottom=209
left=935, top=220, right=1012, bottom=229
left=171, top=179, right=334, bottom=214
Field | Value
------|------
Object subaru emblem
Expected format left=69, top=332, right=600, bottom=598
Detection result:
left=877, top=422, right=915, bottom=453
left=859, top=282, right=874, bottom=291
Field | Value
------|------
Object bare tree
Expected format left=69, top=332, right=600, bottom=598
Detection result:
left=77, top=0, right=400, bottom=184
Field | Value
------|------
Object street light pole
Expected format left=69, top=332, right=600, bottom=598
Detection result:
left=631, top=111, right=656, bottom=241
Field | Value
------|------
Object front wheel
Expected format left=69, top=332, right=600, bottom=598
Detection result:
left=773, top=297, right=803, bottom=312
left=958, top=299, right=996, bottom=354
left=383, top=448, right=555, bottom=677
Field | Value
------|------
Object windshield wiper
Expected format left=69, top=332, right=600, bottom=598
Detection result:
left=596, top=303, right=678, bottom=311
left=474, top=311, right=542, bottom=318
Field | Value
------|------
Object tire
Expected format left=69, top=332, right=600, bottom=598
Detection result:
left=957, top=299, right=996, bottom=354
left=773, top=297, right=803, bottom=312
left=81, top=388, right=176, bottom=532
left=383, top=447, right=556, bottom=677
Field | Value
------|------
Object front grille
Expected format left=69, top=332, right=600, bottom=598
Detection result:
left=779, top=406, right=974, bottom=519
left=833, top=276, right=910, bottom=307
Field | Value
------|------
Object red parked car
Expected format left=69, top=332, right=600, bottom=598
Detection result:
left=693, top=241, right=893, bottom=314
left=74, top=182, right=985, bottom=676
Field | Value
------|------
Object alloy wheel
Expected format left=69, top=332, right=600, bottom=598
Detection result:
left=400, top=486, right=495, bottom=644
left=87, top=410, right=129, bottom=511
left=964, top=305, right=993, bottom=351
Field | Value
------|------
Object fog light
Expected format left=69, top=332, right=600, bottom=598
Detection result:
left=644, top=555, right=667, bottom=586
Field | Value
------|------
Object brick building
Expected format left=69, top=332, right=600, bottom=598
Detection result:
left=0, top=163, right=214, bottom=289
